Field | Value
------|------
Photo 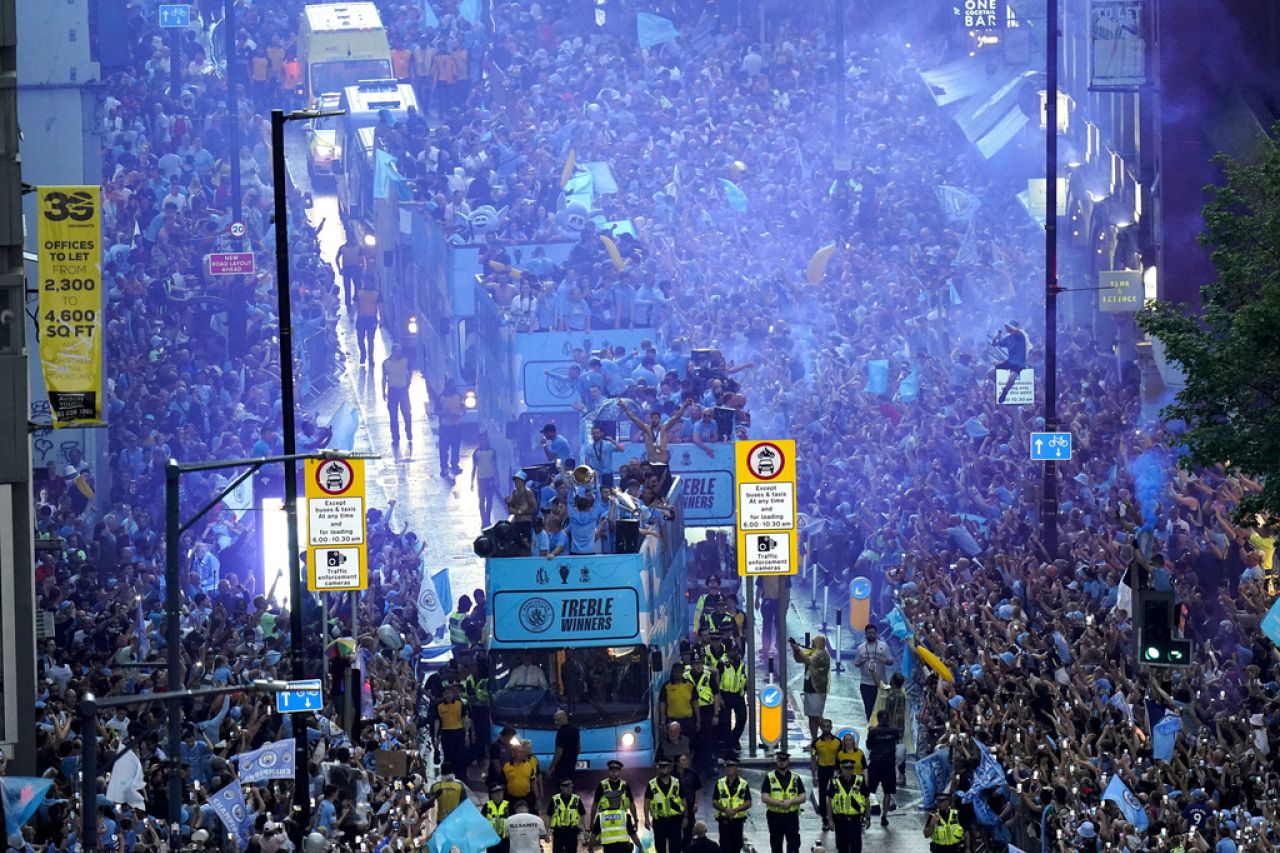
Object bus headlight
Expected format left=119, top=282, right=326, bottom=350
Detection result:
left=620, top=731, right=636, bottom=748
left=406, top=315, right=419, bottom=336
left=464, top=390, right=477, bottom=410
left=363, top=233, right=377, bottom=248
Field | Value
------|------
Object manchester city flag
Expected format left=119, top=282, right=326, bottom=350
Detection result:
left=1102, top=774, right=1149, bottom=832
left=209, top=779, right=252, bottom=845
left=235, top=738, right=295, bottom=783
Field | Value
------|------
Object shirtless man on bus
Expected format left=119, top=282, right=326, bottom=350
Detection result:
left=621, top=399, right=690, bottom=464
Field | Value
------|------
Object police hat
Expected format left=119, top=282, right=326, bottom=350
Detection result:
left=489, top=783, right=505, bottom=793
left=559, top=778, right=574, bottom=786
left=656, top=758, right=673, bottom=766
left=607, top=760, right=624, bottom=769
left=724, top=757, right=740, bottom=767
left=775, top=751, right=791, bottom=760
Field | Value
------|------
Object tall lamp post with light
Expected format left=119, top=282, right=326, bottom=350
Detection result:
left=1041, top=0, right=1062, bottom=559
left=270, top=105, right=344, bottom=841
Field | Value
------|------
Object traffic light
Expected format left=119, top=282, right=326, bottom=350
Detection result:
left=1136, top=590, right=1192, bottom=666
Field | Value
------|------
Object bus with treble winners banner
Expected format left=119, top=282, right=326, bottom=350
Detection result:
left=482, top=479, right=689, bottom=769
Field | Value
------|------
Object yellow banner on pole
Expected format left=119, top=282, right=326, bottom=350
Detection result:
left=304, top=458, right=369, bottom=591
left=735, top=439, right=799, bottom=576
left=38, top=186, right=103, bottom=426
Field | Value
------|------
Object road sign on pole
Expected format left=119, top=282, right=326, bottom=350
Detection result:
left=276, top=679, right=324, bottom=714
left=759, top=683, right=783, bottom=745
left=996, top=368, right=1034, bottom=405
left=304, top=458, right=368, bottom=591
left=1030, top=431, right=1072, bottom=461
left=736, top=440, right=799, bottom=576
left=158, top=4, right=191, bottom=27
left=207, top=252, right=256, bottom=276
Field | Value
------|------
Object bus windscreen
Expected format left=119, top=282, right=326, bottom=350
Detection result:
left=490, top=646, right=650, bottom=728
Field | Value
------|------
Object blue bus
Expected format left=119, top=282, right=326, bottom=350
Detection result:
left=484, top=480, right=688, bottom=769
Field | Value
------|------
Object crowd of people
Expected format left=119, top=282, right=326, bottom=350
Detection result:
left=12, top=0, right=1280, bottom=852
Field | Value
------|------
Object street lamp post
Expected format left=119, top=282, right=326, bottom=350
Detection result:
left=81, top=681, right=289, bottom=851
left=270, top=106, right=343, bottom=841
left=1041, top=0, right=1061, bottom=559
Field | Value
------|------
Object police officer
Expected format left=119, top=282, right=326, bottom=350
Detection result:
left=592, top=788, right=642, bottom=853
left=702, top=633, right=727, bottom=674
left=448, top=595, right=472, bottom=648
left=923, top=790, right=965, bottom=853
left=591, top=760, right=635, bottom=825
left=688, top=656, right=720, bottom=774
left=461, top=654, right=491, bottom=764
left=484, top=784, right=511, bottom=853
left=711, top=757, right=752, bottom=853
left=826, top=759, right=869, bottom=853
left=760, top=751, right=805, bottom=853
left=548, top=778, right=586, bottom=853
left=692, top=575, right=725, bottom=631
left=644, top=757, right=685, bottom=853
left=716, top=645, right=748, bottom=758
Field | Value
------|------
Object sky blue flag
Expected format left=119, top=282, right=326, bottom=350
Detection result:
left=422, top=1, right=440, bottom=29
left=901, top=643, right=914, bottom=679
left=1152, top=713, right=1181, bottom=762
left=427, top=798, right=500, bottom=853
left=636, top=13, right=680, bottom=49
left=329, top=401, right=360, bottom=451
left=914, top=749, right=952, bottom=808
left=887, top=605, right=913, bottom=640
left=235, top=738, right=295, bottom=784
left=1262, top=596, right=1280, bottom=646
left=964, top=792, right=1001, bottom=826
left=458, top=0, right=480, bottom=24
left=866, top=360, right=889, bottom=396
left=1102, top=775, right=1149, bottom=832
left=899, top=365, right=920, bottom=403
left=935, top=184, right=982, bottom=222
left=209, top=779, right=252, bottom=846
left=374, top=150, right=400, bottom=200
left=1, top=777, right=52, bottom=835
left=718, top=178, right=749, bottom=213
left=970, top=740, right=1007, bottom=792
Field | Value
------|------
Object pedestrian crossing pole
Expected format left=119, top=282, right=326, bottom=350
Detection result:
left=778, top=599, right=788, bottom=754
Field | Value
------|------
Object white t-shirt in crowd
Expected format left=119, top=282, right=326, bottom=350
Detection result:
left=506, top=812, right=547, bottom=853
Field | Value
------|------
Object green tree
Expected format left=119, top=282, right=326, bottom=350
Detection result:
left=1138, top=126, right=1280, bottom=525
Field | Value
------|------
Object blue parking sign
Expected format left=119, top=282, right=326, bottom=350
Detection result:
left=276, top=679, right=323, bottom=714
left=1030, top=432, right=1072, bottom=461
left=159, top=4, right=191, bottom=28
